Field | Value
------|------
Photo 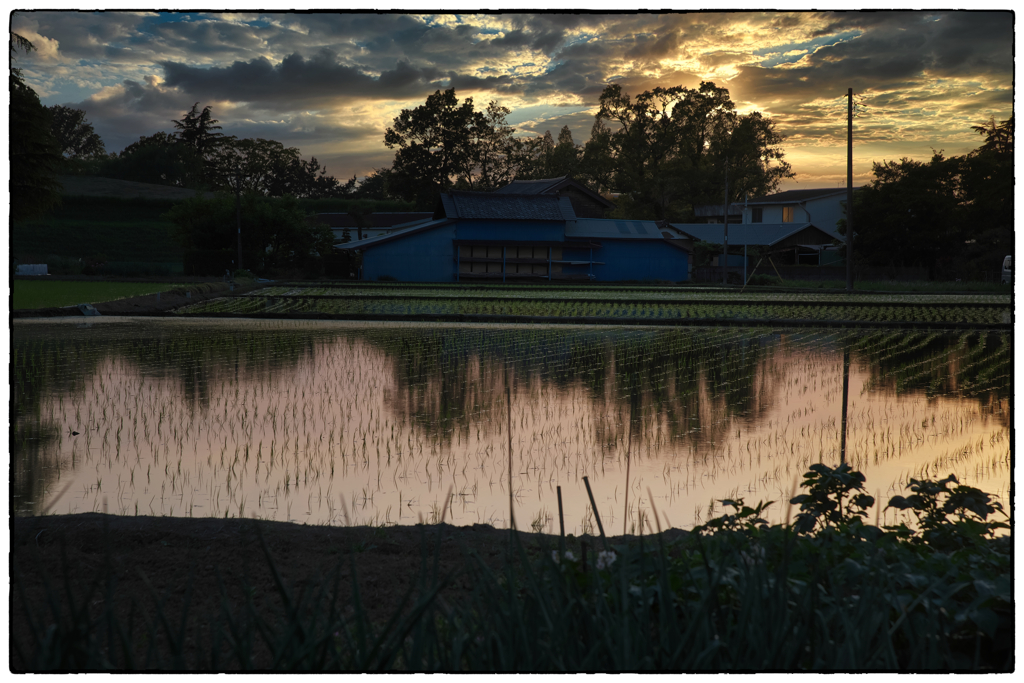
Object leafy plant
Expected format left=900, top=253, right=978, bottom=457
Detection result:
left=694, top=498, right=773, bottom=536
left=885, top=474, right=1009, bottom=550
left=790, top=463, right=875, bottom=533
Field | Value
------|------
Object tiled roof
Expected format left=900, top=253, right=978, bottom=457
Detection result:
left=437, top=191, right=576, bottom=221
left=493, top=177, right=566, bottom=195
left=494, top=177, right=616, bottom=208
left=670, top=222, right=842, bottom=247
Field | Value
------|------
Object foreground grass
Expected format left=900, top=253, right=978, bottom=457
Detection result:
left=12, top=281, right=180, bottom=310
left=10, top=467, right=1012, bottom=671
left=779, top=279, right=1007, bottom=293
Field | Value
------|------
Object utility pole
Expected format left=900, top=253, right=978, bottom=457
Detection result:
left=722, top=156, right=729, bottom=286
left=846, top=88, right=854, bottom=293
left=235, top=166, right=243, bottom=272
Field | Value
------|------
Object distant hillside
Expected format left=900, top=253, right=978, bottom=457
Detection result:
left=58, top=175, right=205, bottom=200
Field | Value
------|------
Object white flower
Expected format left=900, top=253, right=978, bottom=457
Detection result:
left=551, top=550, right=577, bottom=564
left=596, top=550, right=617, bottom=570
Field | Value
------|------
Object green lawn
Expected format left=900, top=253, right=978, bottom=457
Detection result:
left=12, top=280, right=180, bottom=310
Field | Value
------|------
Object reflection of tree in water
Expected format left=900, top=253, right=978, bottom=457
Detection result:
left=11, top=333, right=106, bottom=515
left=361, top=327, right=792, bottom=451
left=11, top=322, right=325, bottom=514
left=852, top=331, right=1011, bottom=426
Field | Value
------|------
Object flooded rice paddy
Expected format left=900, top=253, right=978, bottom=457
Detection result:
left=12, top=318, right=1011, bottom=535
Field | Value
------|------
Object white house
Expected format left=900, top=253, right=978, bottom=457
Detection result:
left=695, top=187, right=861, bottom=234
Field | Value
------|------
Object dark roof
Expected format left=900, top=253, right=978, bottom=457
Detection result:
left=335, top=218, right=454, bottom=251
left=308, top=212, right=432, bottom=229
left=566, top=218, right=662, bottom=240
left=670, top=222, right=842, bottom=247
left=494, top=176, right=615, bottom=208
left=693, top=203, right=745, bottom=217
left=436, top=191, right=576, bottom=221
left=746, top=188, right=850, bottom=204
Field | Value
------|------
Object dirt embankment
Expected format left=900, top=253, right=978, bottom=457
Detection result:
left=11, top=280, right=266, bottom=318
left=10, top=513, right=689, bottom=668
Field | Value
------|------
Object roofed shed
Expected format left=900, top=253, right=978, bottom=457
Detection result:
left=493, top=176, right=615, bottom=218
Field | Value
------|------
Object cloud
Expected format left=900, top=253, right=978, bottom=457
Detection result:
left=13, top=10, right=1014, bottom=190
left=160, top=51, right=449, bottom=108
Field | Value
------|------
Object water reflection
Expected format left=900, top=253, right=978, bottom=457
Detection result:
left=11, top=319, right=1011, bottom=534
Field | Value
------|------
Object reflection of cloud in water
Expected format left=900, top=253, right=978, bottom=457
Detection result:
left=11, top=320, right=1011, bottom=534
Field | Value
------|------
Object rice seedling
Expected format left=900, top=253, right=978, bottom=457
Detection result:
left=11, top=318, right=1010, bottom=535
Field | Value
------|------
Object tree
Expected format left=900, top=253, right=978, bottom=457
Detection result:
left=593, top=81, right=793, bottom=220
left=9, top=32, right=62, bottom=221
left=46, top=105, right=105, bottom=159
left=848, top=117, right=1013, bottom=280
left=579, top=118, right=616, bottom=194
left=352, top=167, right=397, bottom=200
left=111, top=131, right=204, bottom=188
left=165, top=192, right=333, bottom=276
left=172, top=102, right=227, bottom=186
left=596, top=83, right=687, bottom=219
left=971, top=115, right=1013, bottom=156
left=384, top=88, right=486, bottom=208
left=470, top=101, right=523, bottom=191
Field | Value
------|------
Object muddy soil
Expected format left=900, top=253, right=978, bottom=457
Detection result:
left=10, top=513, right=688, bottom=669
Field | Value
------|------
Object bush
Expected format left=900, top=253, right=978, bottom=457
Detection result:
left=183, top=249, right=236, bottom=277
left=745, top=274, right=782, bottom=286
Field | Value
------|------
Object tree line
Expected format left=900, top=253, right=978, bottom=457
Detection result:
left=54, top=102, right=359, bottom=200
left=379, top=83, right=794, bottom=219
left=843, top=116, right=1013, bottom=280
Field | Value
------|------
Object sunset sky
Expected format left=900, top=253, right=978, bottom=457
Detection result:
left=11, top=9, right=1014, bottom=191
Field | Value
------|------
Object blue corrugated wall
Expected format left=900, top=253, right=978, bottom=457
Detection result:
left=361, top=223, right=456, bottom=282
left=455, top=220, right=565, bottom=242
left=358, top=220, right=689, bottom=283
left=589, top=240, right=689, bottom=282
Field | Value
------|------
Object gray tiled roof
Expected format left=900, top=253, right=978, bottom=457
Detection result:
left=439, top=191, right=576, bottom=221
left=670, top=222, right=842, bottom=247
left=492, top=177, right=566, bottom=195
left=494, top=176, right=616, bottom=209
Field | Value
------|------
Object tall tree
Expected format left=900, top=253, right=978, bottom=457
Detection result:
left=9, top=32, right=62, bottom=221
left=384, top=88, right=486, bottom=208
left=971, top=115, right=1014, bottom=156
left=470, top=101, right=522, bottom=191
left=172, top=102, right=227, bottom=186
left=594, top=80, right=792, bottom=219
left=596, top=83, right=687, bottom=219
left=113, top=131, right=204, bottom=188
left=46, top=105, right=105, bottom=158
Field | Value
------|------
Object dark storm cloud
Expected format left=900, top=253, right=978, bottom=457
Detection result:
left=161, top=51, right=446, bottom=105
left=626, top=29, right=681, bottom=62
left=728, top=12, right=1012, bottom=111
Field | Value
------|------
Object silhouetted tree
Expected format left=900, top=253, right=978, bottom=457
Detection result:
left=46, top=105, right=105, bottom=158
left=9, top=32, right=62, bottom=221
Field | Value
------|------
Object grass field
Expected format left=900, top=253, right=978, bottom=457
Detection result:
left=778, top=279, right=1008, bottom=293
left=12, top=280, right=180, bottom=310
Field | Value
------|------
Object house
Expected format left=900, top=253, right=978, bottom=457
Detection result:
left=695, top=187, right=859, bottom=234
left=672, top=222, right=845, bottom=280
left=493, top=176, right=615, bottom=219
left=336, top=191, right=690, bottom=283
left=308, top=212, right=433, bottom=242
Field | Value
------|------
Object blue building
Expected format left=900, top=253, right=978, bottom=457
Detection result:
left=337, top=191, right=691, bottom=283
